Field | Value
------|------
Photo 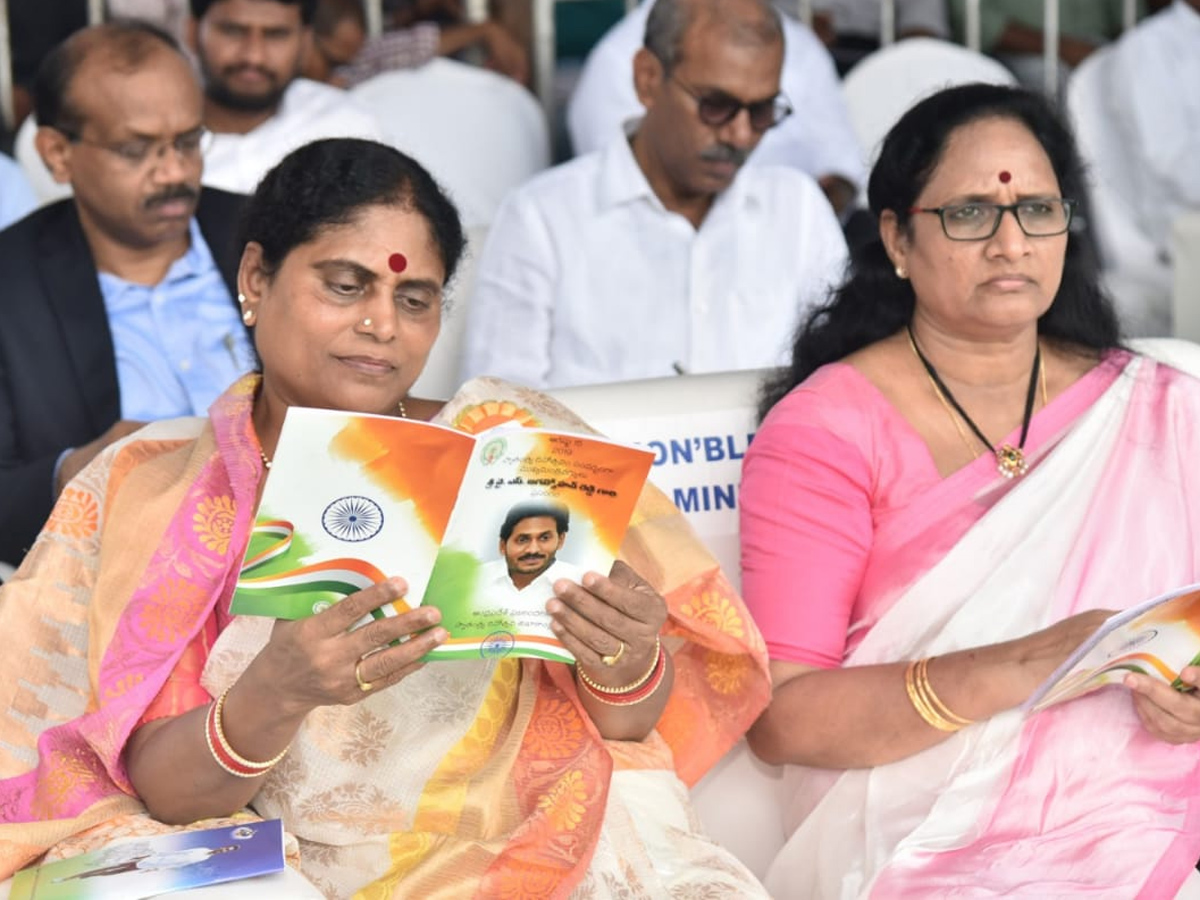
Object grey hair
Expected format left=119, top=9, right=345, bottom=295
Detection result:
left=643, top=0, right=783, bottom=75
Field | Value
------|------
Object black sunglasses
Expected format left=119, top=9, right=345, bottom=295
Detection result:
left=671, top=77, right=793, bottom=132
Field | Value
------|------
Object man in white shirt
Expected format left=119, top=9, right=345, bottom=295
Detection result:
left=479, top=501, right=584, bottom=610
left=188, top=0, right=382, bottom=194
left=567, top=0, right=865, bottom=218
left=1106, top=0, right=1200, bottom=269
left=463, top=0, right=848, bottom=389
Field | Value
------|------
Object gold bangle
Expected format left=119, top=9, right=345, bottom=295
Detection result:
left=212, top=689, right=291, bottom=770
left=905, top=659, right=967, bottom=732
left=577, top=637, right=662, bottom=695
left=917, top=658, right=972, bottom=728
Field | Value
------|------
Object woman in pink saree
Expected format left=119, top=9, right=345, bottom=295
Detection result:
left=740, top=83, right=1200, bottom=898
left=0, top=138, right=770, bottom=898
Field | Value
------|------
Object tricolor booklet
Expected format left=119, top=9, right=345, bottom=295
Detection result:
left=230, top=407, right=653, bottom=663
left=1027, top=583, right=1200, bottom=711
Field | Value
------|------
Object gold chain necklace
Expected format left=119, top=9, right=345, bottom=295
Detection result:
left=258, top=398, right=409, bottom=470
left=907, top=327, right=1047, bottom=479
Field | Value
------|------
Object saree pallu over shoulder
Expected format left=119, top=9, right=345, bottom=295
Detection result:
left=767, top=346, right=1200, bottom=899
left=0, top=374, right=770, bottom=899
left=0, top=375, right=264, bottom=873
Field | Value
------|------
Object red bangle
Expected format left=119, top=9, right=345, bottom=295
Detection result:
left=577, top=647, right=667, bottom=706
left=203, top=689, right=288, bottom=778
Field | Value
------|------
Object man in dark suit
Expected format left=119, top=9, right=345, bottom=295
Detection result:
left=0, top=21, right=253, bottom=568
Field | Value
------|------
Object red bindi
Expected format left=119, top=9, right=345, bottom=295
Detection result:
left=998, top=170, right=1012, bottom=183
left=388, top=252, right=407, bottom=273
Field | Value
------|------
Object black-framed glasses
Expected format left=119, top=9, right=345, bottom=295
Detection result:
left=63, top=126, right=213, bottom=169
left=908, top=198, right=1076, bottom=241
left=671, top=77, right=793, bottom=132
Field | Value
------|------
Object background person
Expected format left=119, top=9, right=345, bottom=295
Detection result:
left=740, top=83, right=1200, bottom=897
left=568, top=0, right=865, bottom=220
left=463, top=0, right=847, bottom=389
left=0, top=21, right=251, bottom=569
left=189, top=0, right=383, bottom=193
left=0, top=138, right=771, bottom=898
left=301, top=0, right=529, bottom=87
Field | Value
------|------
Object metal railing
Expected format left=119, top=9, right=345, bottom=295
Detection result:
left=0, top=0, right=1153, bottom=139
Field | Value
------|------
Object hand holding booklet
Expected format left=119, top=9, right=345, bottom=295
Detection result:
left=231, top=407, right=654, bottom=663
left=1027, top=583, right=1200, bottom=711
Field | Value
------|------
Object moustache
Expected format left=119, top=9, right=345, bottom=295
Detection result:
left=700, top=143, right=749, bottom=166
left=222, top=64, right=278, bottom=84
left=518, top=554, right=547, bottom=563
left=144, top=186, right=200, bottom=211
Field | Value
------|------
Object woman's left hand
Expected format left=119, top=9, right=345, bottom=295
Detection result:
left=547, top=560, right=667, bottom=686
left=1126, top=667, right=1200, bottom=744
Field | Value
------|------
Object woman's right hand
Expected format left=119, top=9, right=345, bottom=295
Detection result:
left=246, top=576, right=448, bottom=715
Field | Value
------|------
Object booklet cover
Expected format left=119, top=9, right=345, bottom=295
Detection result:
left=231, top=408, right=654, bottom=663
left=1026, top=583, right=1200, bottom=711
left=9, top=819, right=285, bottom=899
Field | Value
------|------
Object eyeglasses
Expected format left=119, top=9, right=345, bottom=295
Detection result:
left=671, top=77, right=793, bottom=132
left=908, top=198, right=1076, bottom=241
left=64, top=126, right=214, bottom=169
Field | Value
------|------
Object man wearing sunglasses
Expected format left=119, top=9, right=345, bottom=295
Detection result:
left=0, top=22, right=254, bottom=571
left=568, top=0, right=865, bottom=220
left=463, top=0, right=848, bottom=390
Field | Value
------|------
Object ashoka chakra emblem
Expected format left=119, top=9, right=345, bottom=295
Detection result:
left=322, top=496, right=384, bottom=542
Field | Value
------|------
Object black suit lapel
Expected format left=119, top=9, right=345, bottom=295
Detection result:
left=36, top=206, right=121, bottom=433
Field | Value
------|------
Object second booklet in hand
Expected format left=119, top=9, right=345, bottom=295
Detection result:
left=231, top=407, right=654, bottom=663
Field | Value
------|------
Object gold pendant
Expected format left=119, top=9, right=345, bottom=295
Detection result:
left=996, top=444, right=1028, bottom=479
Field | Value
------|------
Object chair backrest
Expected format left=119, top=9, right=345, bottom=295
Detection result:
left=14, top=115, right=73, bottom=205
left=1066, top=44, right=1172, bottom=335
left=351, top=60, right=550, bottom=229
left=409, top=224, right=489, bottom=400
left=1065, top=46, right=1151, bottom=275
left=548, top=368, right=763, bottom=592
left=549, top=368, right=786, bottom=879
left=1172, top=212, right=1200, bottom=344
left=841, top=37, right=1016, bottom=196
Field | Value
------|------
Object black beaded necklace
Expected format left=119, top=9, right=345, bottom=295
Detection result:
left=906, top=325, right=1043, bottom=479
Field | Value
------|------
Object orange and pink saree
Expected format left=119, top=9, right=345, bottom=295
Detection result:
left=0, top=375, right=770, bottom=898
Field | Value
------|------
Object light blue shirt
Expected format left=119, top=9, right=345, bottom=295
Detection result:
left=97, top=219, right=256, bottom=421
left=0, top=153, right=37, bottom=230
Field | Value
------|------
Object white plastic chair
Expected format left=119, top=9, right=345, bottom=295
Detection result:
left=549, top=368, right=787, bottom=881
left=351, top=60, right=550, bottom=229
left=1171, top=212, right=1200, bottom=344
left=1067, top=45, right=1172, bottom=337
left=14, top=115, right=72, bottom=205
left=841, top=37, right=1016, bottom=196
left=409, top=224, right=489, bottom=400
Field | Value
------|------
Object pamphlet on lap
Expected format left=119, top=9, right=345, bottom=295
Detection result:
left=230, top=407, right=654, bottom=663
left=9, top=819, right=285, bottom=899
left=1027, top=583, right=1200, bottom=711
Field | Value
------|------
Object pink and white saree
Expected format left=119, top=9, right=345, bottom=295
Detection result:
left=764, top=340, right=1200, bottom=898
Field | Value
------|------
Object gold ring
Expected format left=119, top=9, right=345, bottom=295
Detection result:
left=600, top=642, right=625, bottom=667
left=354, top=658, right=374, bottom=692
